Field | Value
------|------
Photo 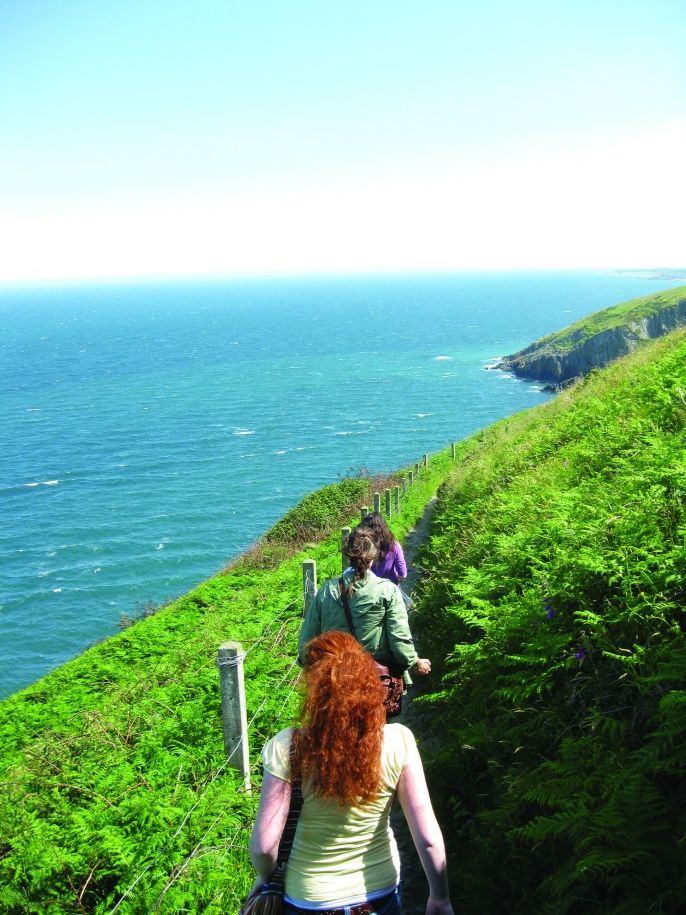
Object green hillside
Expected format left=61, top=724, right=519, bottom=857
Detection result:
left=415, top=328, right=686, bottom=914
left=520, top=284, right=686, bottom=354
left=0, top=457, right=452, bottom=913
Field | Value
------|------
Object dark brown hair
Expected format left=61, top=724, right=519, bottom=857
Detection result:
left=344, top=526, right=378, bottom=589
left=358, top=511, right=395, bottom=561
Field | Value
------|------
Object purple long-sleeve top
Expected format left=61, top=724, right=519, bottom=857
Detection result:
left=371, top=540, right=407, bottom=585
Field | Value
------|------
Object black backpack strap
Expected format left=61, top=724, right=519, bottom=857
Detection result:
left=338, top=577, right=357, bottom=638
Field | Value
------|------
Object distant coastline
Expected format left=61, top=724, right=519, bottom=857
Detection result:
left=493, top=284, right=686, bottom=389
left=613, top=268, right=686, bottom=282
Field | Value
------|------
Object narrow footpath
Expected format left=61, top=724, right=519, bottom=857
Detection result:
left=391, top=497, right=439, bottom=913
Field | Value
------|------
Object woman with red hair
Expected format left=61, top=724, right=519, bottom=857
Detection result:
left=249, top=631, right=453, bottom=915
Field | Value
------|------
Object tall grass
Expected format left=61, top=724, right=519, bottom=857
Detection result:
left=415, top=329, right=686, bottom=914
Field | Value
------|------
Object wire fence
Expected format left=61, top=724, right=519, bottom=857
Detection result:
left=107, top=449, right=444, bottom=913
left=108, top=631, right=301, bottom=915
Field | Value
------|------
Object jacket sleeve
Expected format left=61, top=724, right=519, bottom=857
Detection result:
left=385, top=585, right=418, bottom=673
left=298, top=585, right=324, bottom=665
left=394, top=541, right=408, bottom=579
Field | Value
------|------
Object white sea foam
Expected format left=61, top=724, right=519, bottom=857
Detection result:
left=24, top=482, right=39, bottom=487
left=434, top=355, right=452, bottom=361
left=233, top=430, right=255, bottom=436
left=52, top=588, right=62, bottom=593
left=274, top=450, right=288, bottom=455
left=415, top=413, right=433, bottom=418
left=44, top=480, right=59, bottom=485
left=155, top=543, right=165, bottom=550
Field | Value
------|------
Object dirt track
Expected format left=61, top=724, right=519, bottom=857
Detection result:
left=391, top=497, right=438, bottom=913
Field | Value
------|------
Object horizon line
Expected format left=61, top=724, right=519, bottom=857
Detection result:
left=2, top=264, right=685, bottom=291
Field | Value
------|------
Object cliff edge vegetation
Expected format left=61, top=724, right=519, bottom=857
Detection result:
left=0, top=453, right=453, bottom=914
left=415, top=326, right=686, bottom=914
left=496, top=284, right=686, bottom=386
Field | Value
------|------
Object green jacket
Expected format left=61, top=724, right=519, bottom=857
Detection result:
left=298, top=569, right=418, bottom=676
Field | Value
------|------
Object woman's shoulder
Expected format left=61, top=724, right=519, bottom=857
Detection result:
left=382, top=723, right=419, bottom=775
left=384, top=722, right=417, bottom=751
left=262, top=727, right=296, bottom=780
left=323, top=573, right=347, bottom=588
left=373, top=574, right=403, bottom=601
left=262, top=727, right=296, bottom=758
left=318, top=575, right=344, bottom=598
left=366, top=569, right=396, bottom=590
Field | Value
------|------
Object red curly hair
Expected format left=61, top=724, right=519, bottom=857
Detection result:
left=293, top=631, right=386, bottom=805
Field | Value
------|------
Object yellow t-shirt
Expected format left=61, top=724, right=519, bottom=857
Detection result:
left=261, top=723, right=419, bottom=906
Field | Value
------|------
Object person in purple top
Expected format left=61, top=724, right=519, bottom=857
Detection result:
left=358, top=512, right=408, bottom=585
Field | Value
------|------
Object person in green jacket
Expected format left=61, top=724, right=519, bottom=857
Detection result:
left=298, top=526, right=431, bottom=679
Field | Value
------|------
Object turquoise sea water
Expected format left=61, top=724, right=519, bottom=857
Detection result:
left=1, top=271, right=681, bottom=699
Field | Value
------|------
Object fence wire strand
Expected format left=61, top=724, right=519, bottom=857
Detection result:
left=108, top=650, right=300, bottom=914
left=144, top=661, right=297, bottom=912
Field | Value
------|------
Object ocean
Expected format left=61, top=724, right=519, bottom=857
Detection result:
left=1, top=270, right=680, bottom=699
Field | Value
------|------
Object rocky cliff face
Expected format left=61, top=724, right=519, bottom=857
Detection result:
left=497, top=295, right=686, bottom=386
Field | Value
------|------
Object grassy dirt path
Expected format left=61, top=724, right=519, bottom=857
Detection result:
left=391, top=497, right=439, bottom=913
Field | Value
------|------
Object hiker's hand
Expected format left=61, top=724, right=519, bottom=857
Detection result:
left=416, top=658, right=431, bottom=674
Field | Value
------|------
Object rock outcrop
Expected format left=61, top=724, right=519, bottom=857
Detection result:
left=496, top=290, right=686, bottom=388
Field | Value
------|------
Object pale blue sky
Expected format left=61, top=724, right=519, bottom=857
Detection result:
left=1, top=0, right=684, bottom=281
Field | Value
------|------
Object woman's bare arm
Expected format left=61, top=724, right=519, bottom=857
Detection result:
left=397, top=755, right=454, bottom=915
left=249, top=772, right=292, bottom=882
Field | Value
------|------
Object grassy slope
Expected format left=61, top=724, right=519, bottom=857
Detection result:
left=515, top=284, right=686, bottom=354
left=415, top=328, right=686, bottom=915
left=5, top=303, right=686, bottom=914
left=0, top=455, right=454, bottom=914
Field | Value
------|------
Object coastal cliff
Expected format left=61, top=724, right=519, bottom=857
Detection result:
left=495, top=285, right=686, bottom=387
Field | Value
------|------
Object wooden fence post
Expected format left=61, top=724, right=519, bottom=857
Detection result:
left=302, top=559, right=317, bottom=617
left=360, top=505, right=369, bottom=521
left=408, top=470, right=414, bottom=486
left=341, top=527, right=351, bottom=571
left=384, top=488, right=391, bottom=517
left=373, top=492, right=381, bottom=513
left=414, top=462, right=420, bottom=475
left=451, top=442, right=456, bottom=460
left=424, top=453, right=429, bottom=467
left=394, top=485, right=400, bottom=513
left=217, top=641, right=250, bottom=791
